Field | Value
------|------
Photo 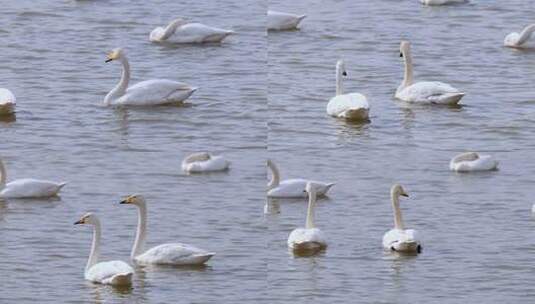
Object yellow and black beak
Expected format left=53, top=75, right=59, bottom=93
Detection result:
left=119, top=200, right=128, bottom=204
left=401, top=193, right=409, bottom=197
left=105, top=58, right=113, bottom=63
left=74, top=219, right=84, bottom=225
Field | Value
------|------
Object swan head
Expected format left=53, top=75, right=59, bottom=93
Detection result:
left=74, top=212, right=99, bottom=226
left=105, top=48, right=125, bottom=63
left=336, top=60, right=347, bottom=76
left=120, top=194, right=146, bottom=206
left=391, top=184, right=409, bottom=199
left=305, top=182, right=320, bottom=195
left=399, top=40, right=411, bottom=57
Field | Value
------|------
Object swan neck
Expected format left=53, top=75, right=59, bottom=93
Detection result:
left=336, top=64, right=343, bottom=96
left=401, top=49, right=413, bottom=90
left=105, top=56, right=130, bottom=105
left=305, top=188, right=317, bottom=229
left=86, top=219, right=101, bottom=273
left=0, top=159, right=6, bottom=189
left=267, top=160, right=280, bottom=191
left=132, top=202, right=147, bottom=260
left=391, top=194, right=404, bottom=230
left=161, top=19, right=184, bottom=40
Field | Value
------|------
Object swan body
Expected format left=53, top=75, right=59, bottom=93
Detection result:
left=288, top=183, right=327, bottom=251
left=267, top=159, right=334, bottom=198
left=267, top=10, right=306, bottom=31
left=396, top=41, right=464, bottom=105
left=75, top=213, right=134, bottom=286
left=326, top=60, right=370, bottom=121
left=0, top=159, right=66, bottom=198
left=120, top=195, right=215, bottom=266
left=150, top=19, right=234, bottom=43
left=421, top=0, right=468, bottom=5
left=0, top=88, right=15, bottom=115
left=504, top=24, right=535, bottom=48
left=181, top=152, right=230, bottom=173
left=449, top=152, right=498, bottom=172
left=382, top=184, right=422, bottom=254
left=104, top=48, right=196, bottom=106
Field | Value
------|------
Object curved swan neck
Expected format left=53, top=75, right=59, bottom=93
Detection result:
left=452, top=152, right=478, bottom=164
left=305, top=187, right=317, bottom=229
left=400, top=47, right=413, bottom=91
left=160, top=19, right=186, bottom=40
left=86, top=219, right=101, bottom=272
left=391, top=192, right=404, bottom=230
left=0, top=159, right=6, bottom=189
left=335, top=62, right=344, bottom=96
left=267, top=160, right=280, bottom=191
left=104, top=56, right=130, bottom=105
left=132, top=201, right=147, bottom=260
left=519, top=24, right=535, bottom=41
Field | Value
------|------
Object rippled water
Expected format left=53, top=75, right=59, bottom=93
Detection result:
left=2, top=0, right=535, bottom=303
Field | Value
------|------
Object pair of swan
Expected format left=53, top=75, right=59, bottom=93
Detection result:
left=267, top=159, right=334, bottom=198
left=396, top=41, right=465, bottom=105
left=150, top=18, right=234, bottom=44
left=420, top=0, right=468, bottom=5
left=0, top=158, right=66, bottom=198
left=182, top=152, right=230, bottom=173
left=504, top=24, right=535, bottom=48
left=0, top=88, right=15, bottom=115
left=267, top=10, right=306, bottom=31
left=326, top=60, right=370, bottom=121
left=104, top=48, right=197, bottom=106
left=450, top=152, right=498, bottom=172
left=75, top=195, right=214, bottom=285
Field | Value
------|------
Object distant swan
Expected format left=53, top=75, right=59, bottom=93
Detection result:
left=75, top=213, right=134, bottom=286
left=182, top=152, right=230, bottom=173
left=267, top=159, right=334, bottom=198
left=150, top=18, right=234, bottom=43
left=504, top=24, right=535, bottom=48
left=267, top=10, right=306, bottom=31
left=449, top=152, right=498, bottom=172
left=287, top=182, right=327, bottom=252
left=326, top=59, right=370, bottom=121
left=421, top=0, right=468, bottom=5
left=120, top=194, right=215, bottom=266
left=0, top=158, right=66, bottom=198
left=0, top=88, right=15, bottom=115
left=383, top=184, right=422, bottom=254
left=396, top=41, right=464, bottom=105
left=104, top=48, right=197, bottom=106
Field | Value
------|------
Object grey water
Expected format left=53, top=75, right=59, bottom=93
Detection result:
left=1, top=0, right=535, bottom=303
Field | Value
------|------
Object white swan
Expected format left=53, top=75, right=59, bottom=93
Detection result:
left=104, top=48, right=197, bottom=106
left=504, top=24, right=535, bottom=48
left=449, top=152, right=498, bottom=172
left=0, top=158, right=66, bottom=198
left=421, top=0, right=468, bottom=5
left=396, top=41, right=465, bottom=105
left=326, top=60, right=370, bottom=121
left=120, top=194, right=215, bottom=266
left=150, top=18, right=234, bottom=44
left=267, top=10, right=306, bottom=31
left=181, top=152, right=230, bottom=173
left=267, top=159, right=334, bottom=198
left=0, top=88, right=15, bottom=115
left=288, top=182, right=327, bottom=252
left=74, top=213, right=134, bottom=286
left=383, top=184, right=422, bottom=254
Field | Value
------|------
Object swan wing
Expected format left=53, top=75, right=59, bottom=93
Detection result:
left=288, top=228, right=326, bottom=248
left=1, top=178, right=66, bottom=198
left=267, top=10, right=306, bottom=30
left=136, top=243, right=214, bottom=265
left=327, top=93, right=369, bottom=119
left=116, top=79, right=196, bottom=106
left=170, top=23, right=233, bottom=43
left=86, top=260, right=133, bottom=284
left=457, top=155, right=498, bottom=171
left=267, top=178, right=308, bottom=198
left=184, top=155, right=230, bottom=173
left=398, top=81, right=463, bottom=104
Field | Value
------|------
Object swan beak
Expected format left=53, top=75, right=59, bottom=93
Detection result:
left=342, top=71, right=347, bottom=76
left=74, top=219, right=83, bottom=225
left=401, top=193, right=409, bottom=197
left=105, top=58, right=113, bottom=63
left=119, top=200, right=128, bottom=204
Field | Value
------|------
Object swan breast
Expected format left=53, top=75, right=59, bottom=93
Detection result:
left=0, top=88, right=16, bottom=114
left=327, top=93, right=370, bottom=120
left=288, top=228, right=327, bottom=249
left=383, top=228, right=420, bottom=252
left=85, top=260, right=134, bottom=285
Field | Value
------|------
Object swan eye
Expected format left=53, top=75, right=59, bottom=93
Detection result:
left=342, top=71, right=347, bottom=76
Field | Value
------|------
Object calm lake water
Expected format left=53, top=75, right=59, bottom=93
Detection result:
left=2, top=0, right=535, bottom=303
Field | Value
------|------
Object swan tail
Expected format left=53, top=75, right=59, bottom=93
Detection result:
left=110, top=272, right=133, bottom=286
left=194, top=252, right=215, bottom=264
left=297, top=15, right=307, bottom=22
left=57, top=182, right=68, bottom=190
left=433, top=92, right=464, bottom=105
left=322, top=183, right=335, bottom=195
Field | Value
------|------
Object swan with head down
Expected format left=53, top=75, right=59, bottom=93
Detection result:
left=104, top=48, right=197, bottom=106
left=0, top=88, right=15, bottom=115
left=267, top=10, right=306, bottom=31
left=267, top=159, right=334, bottom=198
left=421, top=0, right=468, bottom=5
left=449, top=152, right=498, bottom=172
left=504, top=24, right=535, bottom=48
left=181, top=152, right=230, bottom=173
left=150, top=18, right=234, bottom=44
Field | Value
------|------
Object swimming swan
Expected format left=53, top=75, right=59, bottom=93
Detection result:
left=504, top=24, right=535, bottom=48
left=120, top=194, right=215, bottom=266
left=0, top=88, right=15, bottom=115
left=0, top=158, right=66, bottom=198
left=74, top=213, right=134, bottom=286
left=382, top=184, right=422, bottom=254
left=181, top=152, right=230, bottom=173
left=150, top=18, right=234, bottom=43
left=396, top=41, right=465, bottom=105
left=267, top=10, right=306, bottom=31
left=326, top=60, right=370, bottom=121
left=104, top=48, right=197, bottom=106
left=267, top=159, right=334, bottom=198
left=287, top=182, right=327, bottom=252
left=421, top=0, right=468, bottom=5
left=449, top=152, right=498, bottom=172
